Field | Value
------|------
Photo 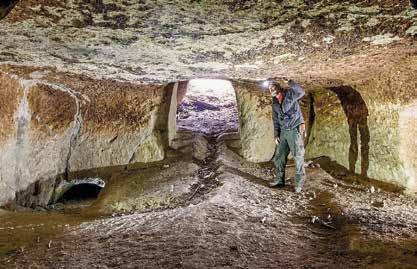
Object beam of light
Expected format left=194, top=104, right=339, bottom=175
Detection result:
left=262, top=80, right=271, bottom=89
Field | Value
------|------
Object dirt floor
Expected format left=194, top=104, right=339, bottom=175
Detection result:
left=1, top=134, right=417, bottom=269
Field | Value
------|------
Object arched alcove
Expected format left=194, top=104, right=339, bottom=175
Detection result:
left=57, top=183, right=103, bottom=204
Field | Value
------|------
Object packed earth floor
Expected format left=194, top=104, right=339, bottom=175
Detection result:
left=1, top=133, right=417, bottom=269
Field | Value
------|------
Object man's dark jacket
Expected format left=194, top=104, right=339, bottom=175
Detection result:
left=272, top=80, right=305, bottom=139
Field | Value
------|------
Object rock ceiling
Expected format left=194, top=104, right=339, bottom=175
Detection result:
left=0, top=0, right=416, bottom=84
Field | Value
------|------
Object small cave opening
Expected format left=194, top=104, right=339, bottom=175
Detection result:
left=411, top=0, right=417, bottom=9
left=57, top=183, right=103, bottom=204
left=0, top=0, right=19, bottom=19
left=176, top=79, right=239, bottom=137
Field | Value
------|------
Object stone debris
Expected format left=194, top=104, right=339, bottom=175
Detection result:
left=369, top=186, right=375, bottom=194
left=323, top=35, right=335, bottom=45
left=362, top=34, right=401, bottom=45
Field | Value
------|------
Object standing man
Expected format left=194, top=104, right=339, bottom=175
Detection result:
left=268, top=78, right=306, bottom=193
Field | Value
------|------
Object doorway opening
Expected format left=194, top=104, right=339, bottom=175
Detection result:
left=176, top=79, right=239, bottom=137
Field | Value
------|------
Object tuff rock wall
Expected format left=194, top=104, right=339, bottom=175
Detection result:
left=0, top=65, right=171, bottom=207
left=0, top=0, right=416, bottom=202
left=233, top=53, right=417, bottom=192
left=233, top=80, right=276, bottom=163
left=306, top=55, right=417, bottom=191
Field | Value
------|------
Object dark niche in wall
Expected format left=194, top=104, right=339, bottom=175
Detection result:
left=328, top=86, right=370, bottom=178
left=0, top=0, right=19, bottom=20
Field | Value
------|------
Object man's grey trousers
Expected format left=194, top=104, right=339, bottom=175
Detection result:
left=273, top=128, right=306, bottom=187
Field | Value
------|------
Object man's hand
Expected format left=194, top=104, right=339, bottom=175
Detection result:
left=268, top=83, right=276, bottom=97
left=275, top=137, right=280, bottom=145
left=299, top=123, right=306, bottom=137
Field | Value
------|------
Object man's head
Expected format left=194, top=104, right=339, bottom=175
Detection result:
left=265, top=79, right=284, bottom=96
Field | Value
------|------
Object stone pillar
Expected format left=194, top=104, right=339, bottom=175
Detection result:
left=168, top=82, right=178, bottom=147
left=233, top=80, right=275, bottom=163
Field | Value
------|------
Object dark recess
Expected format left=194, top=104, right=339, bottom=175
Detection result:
left=0, top=0, right=19, bottom=20
left=412, top=0, right=417, bottom=9
left=329, top=86, right=370, bottom=178
left=305, top=93, right=316, bottom=147
left=58, top=183, right=102, bottom=203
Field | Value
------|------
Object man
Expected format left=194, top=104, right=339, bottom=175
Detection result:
left=268, top=78, right=306, bottom=193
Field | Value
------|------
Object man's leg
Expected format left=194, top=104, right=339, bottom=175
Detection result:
left=271, top=131, right=290, bottom=187
left=288, top=128, right=306, bottom=192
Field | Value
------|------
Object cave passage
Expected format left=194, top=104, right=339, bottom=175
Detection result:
left=58, top=183, right=103, bottom=203
left=176, top=79, right=239, bottom=136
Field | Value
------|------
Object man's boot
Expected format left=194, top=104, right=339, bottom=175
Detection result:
left=269, top=178, right=285, bottom=188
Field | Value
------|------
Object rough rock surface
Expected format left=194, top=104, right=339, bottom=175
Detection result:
left=0, top=65, right=172, bottom=207
left=0, top=0, right=19, bottom=20
left=0, top=0, right=417, bottom=202
left=232, top=52, right=417, bottom=190
left=2, top=139, right=417, bottom=268
left=233, top=80, right=276, bottom=162
left=95, top=160, right=200, bottom=214
left=1, top=3, right=417, bottom=267
left=0, top=0, right=416, bottom=83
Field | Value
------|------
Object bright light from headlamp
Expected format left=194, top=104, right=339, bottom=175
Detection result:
left=261, top=80, right=272, bottom=90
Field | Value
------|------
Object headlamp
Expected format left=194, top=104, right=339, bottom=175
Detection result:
left=262, top=80, right=271, bottom=88
left=261, top=79, right=273, bottom=90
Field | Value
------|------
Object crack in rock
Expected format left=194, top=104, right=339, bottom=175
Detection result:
left=14, top=78, right=34, bottom=191
left=39, top=82, right=84, bottom=180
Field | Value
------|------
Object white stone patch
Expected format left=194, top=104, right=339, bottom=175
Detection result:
left=363, top=34, right=401, bottom=45
left=73, top=177, right=106, bottom=188
left=336, top=21, right=354, bottom=32
left=300, top=19, right=311, bottom=28
left=406, top=25, right=417, bottom=36
left=399, top=8, right=417, bottom=19
left=273, top=53, right=296, bottom=64
left=347, top=5, right=381, bottom=14
left=323, top=36, right=335, bottom=45
left=28, top=4, right=42, bottom=12
left=365, top=18, right=379, bottom=27
left=235, top=63, right=259, bottom=70
left=29, top=71, right=50, bottom=79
